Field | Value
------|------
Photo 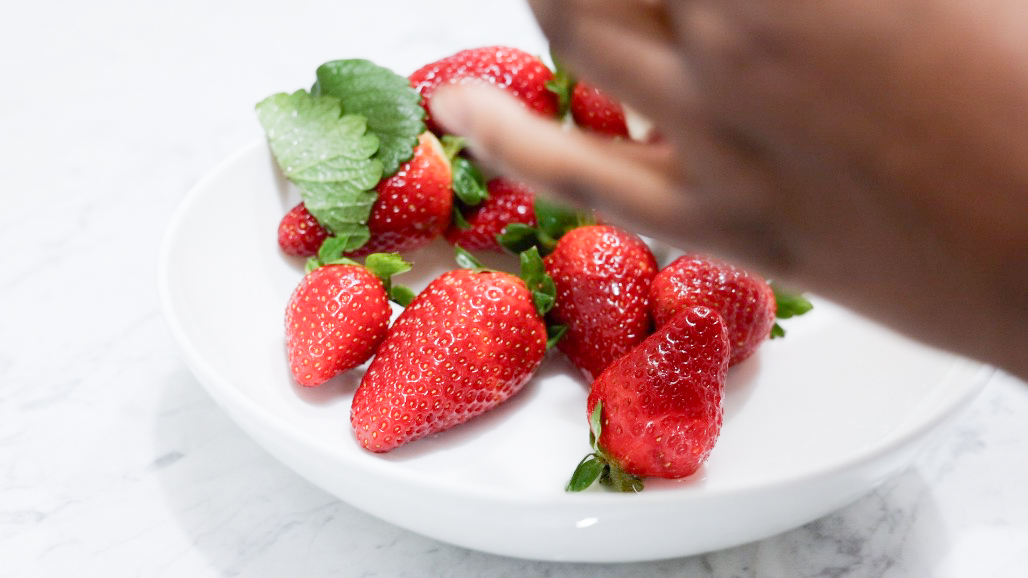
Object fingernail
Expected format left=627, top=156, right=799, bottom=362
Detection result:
left=430, top=85, right=470, bottom=135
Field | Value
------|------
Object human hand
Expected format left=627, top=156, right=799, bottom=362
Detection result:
left=430, top=0, right=1028, bottom=379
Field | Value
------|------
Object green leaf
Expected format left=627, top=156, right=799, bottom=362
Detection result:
left=588, top=401, right=603, bottom=449
left=769, top=285, right=812, bottom=339
left=363, top=252, right=412, bottom=281
left=773, top=285, right=814, bottom=319
left=454, top=245, right=486, bottom=271
left=256, top=90, right=383, bottom=239
left=565, top=454, right=605, bottom=492
left=535, top=197, right=592, bottom=242
left=451, top=204, right=472, bottom=231
left=440, top=134, right=466, bottom=159
left=599, top=464, right=644, bottom=493
left=452, top=157, right=489, bottom=206
left=389, top=285, right=416, bottom=308
left=314, top=236, right=361, bottom=268
left=546, top=324, right=567, bottom=350
left=497, top=223, right=543, bottom=255
left=519, top=247, right=557, bottom=317
left=313, top=59, right=425, bottom=177
left=362, top=252, right=413, bottom=306
left=545, top=49, right=574, bottom=118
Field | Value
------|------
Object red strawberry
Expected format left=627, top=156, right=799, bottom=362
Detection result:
left=445, top=178, right=537, bottom=251
left=278, top=202, right=331, bottom=258
left=650, top=254, right=778, bottom=367
left=567, top=306, right=730, bottom=492
left=350, top=248, right=555, bottom=452
left=410, top=46, right=559, bottom=134
left=285, top=243, right=412, bottom=387
left=348, top=131, right=453, bottom=256
left=544, top=225, right=658, bottom=381
left=570, top=82, right=629, bottom=138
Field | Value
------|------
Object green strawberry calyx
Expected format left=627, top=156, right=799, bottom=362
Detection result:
left=769, top=283, right=814, bottom=339
left=565, top=401, right=644, bottom=493
left=307, top=237, right=415, bottom=306
left=453, top=245, right=566, bottom=348
left=442, top=135, right=489, bottom=231
left=544, top=49, right=574, bottom=119
left=497, top=197, right=595, bottom=256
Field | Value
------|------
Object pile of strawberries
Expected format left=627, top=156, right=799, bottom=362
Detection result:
left=263, top=46, right=811, bottom=492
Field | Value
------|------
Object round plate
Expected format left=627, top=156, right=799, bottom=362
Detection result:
left=158, top=140, right=991, bottom=562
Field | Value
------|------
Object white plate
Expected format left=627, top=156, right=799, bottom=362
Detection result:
left=158, top=140, right=991, bottom=562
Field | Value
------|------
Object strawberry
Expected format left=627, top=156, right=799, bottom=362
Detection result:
left=410, top=46, right=559, bottom=134
left=285, top=240, right=413, bottom=387
left=543, top=225, right=658, bottom=381
left=278, top=202, right=331, bottom=258
left=348, top=131, right=453, bottom=256
left=570, top=82, right=630, bottom=138
left=567, top=306, right=730, bottom=492
left=649, top=254, right=796, bottom=367
left=350, top=248, right=557, bottom=452
left=445, top=178, right=537, bottom=251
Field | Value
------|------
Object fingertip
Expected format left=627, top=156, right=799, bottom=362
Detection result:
left=428, top=84, right=471, bottom=136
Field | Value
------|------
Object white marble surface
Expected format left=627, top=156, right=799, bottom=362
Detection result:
left=2, top=1, right=1027, bottom=576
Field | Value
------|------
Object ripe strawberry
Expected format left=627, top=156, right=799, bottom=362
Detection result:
left=544, top=225, right=658, bottom=381
left=350, top=248, right=556, bottom=452
left=348, top=131, right=453, bottom=256
left=445, top=178, right=537, bottom=251
left=567, top=306, right=730, bottom=492
left=278, top=202, right=331, bottom=258
left=410, top=46, right=559, bottom=134
left=570, top=82, right=629, bottom=138
left=285, top=242, right=412, bottom=387
left=649, top=254, right=779, bottom=367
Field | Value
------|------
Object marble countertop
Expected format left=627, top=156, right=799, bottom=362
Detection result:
left=3, top=1, right=1026, bottom=576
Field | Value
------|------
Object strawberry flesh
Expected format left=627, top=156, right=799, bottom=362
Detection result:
left=285, top=264, right=392, bottom=386
left=650, top=254, right=777, bottom=366
left=350, top=268, right=548, bottom=452
left=410, top=46, right=559, bottom=134
left=348, top=132, right=453, bottom=256
left=445, top=178, right=537, bottom=251
left=589, top=305, right=729, bottom=480
left=570, top=82, right=629, bottom=138
left=278, top=202, right=331, bottom=258
left=544, top=225, right=658, bottom=381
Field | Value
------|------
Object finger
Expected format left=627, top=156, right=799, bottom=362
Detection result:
left=431, top=83, right=794, bottom=271
left=528, top=0, right=693, bottom=128
left=430, top=83, right=687, bottom=230
left=529, top=0, right=674, bottom=46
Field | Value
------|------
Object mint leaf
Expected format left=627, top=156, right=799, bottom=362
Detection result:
left=256, top=90, right=383, bottom=242
left=313, top=59, right=425, bottom=177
